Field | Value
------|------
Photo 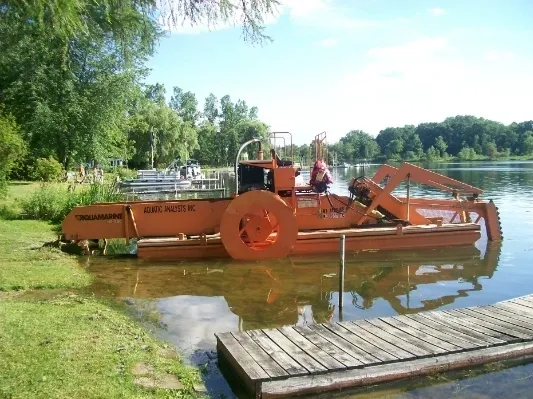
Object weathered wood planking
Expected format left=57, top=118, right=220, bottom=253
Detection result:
left=215, top=294, right=533, bottom=398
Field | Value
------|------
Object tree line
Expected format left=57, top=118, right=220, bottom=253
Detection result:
left=286, top=116, right=533, bottom=166
left=129, top=84, right=269, bottom=168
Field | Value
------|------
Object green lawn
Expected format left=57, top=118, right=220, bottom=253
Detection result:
left=0, top=182, right=204, bottom=398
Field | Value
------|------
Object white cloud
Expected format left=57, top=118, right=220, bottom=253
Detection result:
left=314, top=38, right=338, bottom=47
left=429, top=7, right=446, bottom=16
left=287, top=0, right=380, bottom=30
left=282, top=0, right=331, bottom=17
left=367, top=37, right=451, bottom=59
left=263, top=36, right=533, bottom=143
left=484, top=50, right=515, bottom=62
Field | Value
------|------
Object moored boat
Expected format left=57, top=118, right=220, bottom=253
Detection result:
left=61, top=131, right=502, bottom=261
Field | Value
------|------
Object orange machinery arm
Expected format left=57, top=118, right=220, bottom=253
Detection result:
left=354, top=163, right=501, bottom=241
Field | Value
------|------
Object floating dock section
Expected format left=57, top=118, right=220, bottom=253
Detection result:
left=216, top=295, right=533, bottom=398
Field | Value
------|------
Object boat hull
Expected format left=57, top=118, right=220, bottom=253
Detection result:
left=136, top=223, right=481, bottom=261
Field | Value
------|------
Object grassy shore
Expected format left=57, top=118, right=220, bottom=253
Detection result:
left=0, top=182, right=203, bottom=398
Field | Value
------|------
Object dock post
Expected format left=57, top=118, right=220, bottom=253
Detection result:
left=339, top=234, right=345, bottom=321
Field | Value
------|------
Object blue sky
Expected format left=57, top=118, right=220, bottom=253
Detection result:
left=146, top=0, right=533, bottom=144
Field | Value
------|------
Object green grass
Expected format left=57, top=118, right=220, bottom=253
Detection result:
left=0, top=219, right=91, bottom=291
left=0, top=296, right=200, bottom=399
left=0, top=182, right=203, bottom=398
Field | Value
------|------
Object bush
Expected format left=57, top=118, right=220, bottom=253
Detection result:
left=30, top=156, right=64, bottom=182
left=114, top=167, right=137, bottom=180
left=21, top=181, right=123, bottom=224
left=458, top=147, right=477, bottom=161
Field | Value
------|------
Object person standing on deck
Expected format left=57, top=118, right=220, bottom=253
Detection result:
left=310, top=160, right=333, bottom=193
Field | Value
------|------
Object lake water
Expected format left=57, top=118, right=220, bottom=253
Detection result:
left=86, top=161, right=533, bottom=398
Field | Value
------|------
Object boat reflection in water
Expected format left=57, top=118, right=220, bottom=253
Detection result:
left=87, top=241, right=501, bottom=355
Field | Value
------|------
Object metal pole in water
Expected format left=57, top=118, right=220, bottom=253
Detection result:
left=406, top=173, right=411, bottom=222
left=339, top=234, right=346, bottom=321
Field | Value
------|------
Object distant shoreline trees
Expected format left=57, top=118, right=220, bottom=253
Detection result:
left=322, top=117, right=533, bottom=165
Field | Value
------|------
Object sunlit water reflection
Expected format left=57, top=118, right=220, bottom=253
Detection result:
left=86, top=161, right=533, bottom=398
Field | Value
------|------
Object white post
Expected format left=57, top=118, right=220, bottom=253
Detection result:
left=339, top=235, right=346, bottom=321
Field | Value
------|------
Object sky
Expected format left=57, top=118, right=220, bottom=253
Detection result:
left=146, top=0, right=533, bottom=144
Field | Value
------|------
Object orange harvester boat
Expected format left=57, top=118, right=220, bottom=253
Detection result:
left=61, top=132, right=502, bottom=261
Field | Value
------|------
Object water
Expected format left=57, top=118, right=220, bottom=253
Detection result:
left=86, top=161, right=533, bottom=398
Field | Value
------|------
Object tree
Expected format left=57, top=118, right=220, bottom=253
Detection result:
left=458, top=147, right=476, bottom=161
left=203, top=93, right=219, bottom=124
left=483, top=141, right=498, bottom=160
left=404, top=132, right=423, bottom=158
left=1, top=0, right=280, bottom=44
left=0, top=0, right=158, bottom=169
left=338, top=130, right=380, bottom=162
left=237, top=120, right=270, bottom=159
left=145, top=84, right=167, bottom=105
left=127, top=95, right=198, bottom=168
left=249, top=106, right=259, bottom=120
left=194, top=122, right=219, bottom=165
left=426, top=146, right=438, bottom=161
left=386, top=139, right=404, bottom=159
left=0, top=109, right=26, bottom=196
left=170, top=87, right=199, bottom=126
left=434, top=136, right=448, bottom=158
left=523, top=132, right=533, bottom=154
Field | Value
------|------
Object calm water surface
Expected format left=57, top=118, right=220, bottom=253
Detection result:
left=87, top=161, right=533, bottom=398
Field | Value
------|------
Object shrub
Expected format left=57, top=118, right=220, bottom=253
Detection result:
left=20, top=183, right=67, bottom=222
left=114, top=167, right=137, bottom=180
left=30, top=156, right=64, bottom=182
left=21, top=181, right=123, bottom=224
left=458, top=147, right=477, bottom=161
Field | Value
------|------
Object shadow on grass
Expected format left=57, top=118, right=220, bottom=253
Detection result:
left=8, top=181, right=33, bottom=186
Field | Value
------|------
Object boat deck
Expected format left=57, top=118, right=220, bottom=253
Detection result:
left=216, top=295, right=533, bottom=398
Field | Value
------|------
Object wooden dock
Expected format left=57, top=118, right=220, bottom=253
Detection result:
left=215, top=295, right=533, bottom=398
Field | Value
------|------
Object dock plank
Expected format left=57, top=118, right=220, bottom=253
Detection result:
left=261, top=329, right=327, bottom=373
left=323, top=323, right=398, bottom=362
left=416, top=311, right=507, bottom=345
left=434, top=310, right=517, bottom=342
left=216, top=332, right=269, bottom=384
left=509, top=298, right=533, bottom=310
left=391, top=315, right=478, bottom=349
left=493, top=302, right=533, bottom=320
left=216, top=294, right=533, bottom=399
left=468, top=307, right=533, bottom=331
left=453, top=308, right=533, bottom=339
left=338, top=321, right=416, bottom=360
left=247, top=330, right=308, bottom=376
left=292, top=326, right=363, bottom=368
left=355, top=319, right=437, bottom=357
left=261, top=342, right=533, bottom=399
left=381, top=316, right=460, bottom=352
left=406, top=313, right=488, bottom=347
left=278, top=326, right=346, bottom=371
left=368, top=317, right=457, bottom=355
left=307, top=323, right=380, bottom=365
left=515, top=296, right=533, bottom=304
left=232, top=332, right=288, bottom=379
